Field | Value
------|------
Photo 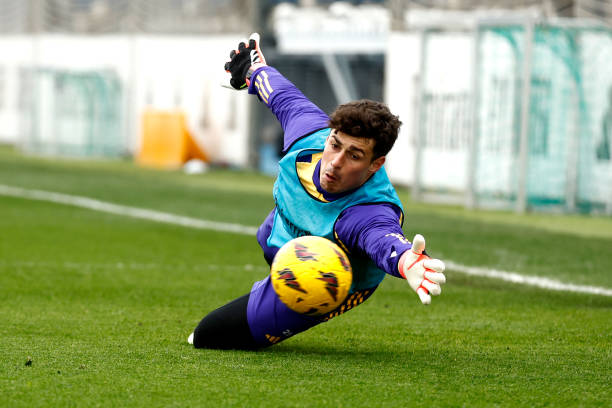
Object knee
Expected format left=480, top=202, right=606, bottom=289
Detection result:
left=192, top=314, right=219, bottom=349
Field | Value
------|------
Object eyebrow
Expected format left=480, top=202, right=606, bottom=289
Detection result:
left=330, top=134, right=366, bottom=156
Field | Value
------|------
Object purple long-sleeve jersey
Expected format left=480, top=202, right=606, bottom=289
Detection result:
left=249, top=67, right=411, bottom=279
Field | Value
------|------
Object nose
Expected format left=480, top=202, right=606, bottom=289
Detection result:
left=330, top=152, right=344, bottom=168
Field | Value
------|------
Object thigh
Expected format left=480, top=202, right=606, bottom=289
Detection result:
left=247, top=277, right=323, bottom=346
left=248, top=278, right=379, bottom=345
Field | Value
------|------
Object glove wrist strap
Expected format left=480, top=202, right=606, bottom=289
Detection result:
left=246, top=64, right=266, bottom=86
left=398, top=253, right=427, bottom=279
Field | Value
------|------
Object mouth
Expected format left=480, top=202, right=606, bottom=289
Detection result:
left=323, top=171, right=338, bottom=183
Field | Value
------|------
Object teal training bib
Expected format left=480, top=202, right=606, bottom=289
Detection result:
left=268, top=129, right=403, bottom=292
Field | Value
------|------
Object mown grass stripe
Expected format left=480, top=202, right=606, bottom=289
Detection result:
left=2, top=183, right=611, bottom=297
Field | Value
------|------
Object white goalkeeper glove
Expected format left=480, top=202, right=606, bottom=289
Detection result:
left=223, top=32, right=267, bottom=90
left=398, top=234, right=446, bottom=305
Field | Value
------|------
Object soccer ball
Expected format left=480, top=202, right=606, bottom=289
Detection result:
left=270, top=236, right=352, bottom=316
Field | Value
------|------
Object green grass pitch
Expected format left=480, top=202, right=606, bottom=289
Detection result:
left=1, top=146, right=611, bottom=407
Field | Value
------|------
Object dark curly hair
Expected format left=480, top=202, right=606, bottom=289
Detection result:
left=328, top=99, right=402, bottom=160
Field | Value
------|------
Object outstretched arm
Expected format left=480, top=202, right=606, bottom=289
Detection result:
left=224, top=33, right=329, bottom=152
left=335, top=204, right=446, bottom=305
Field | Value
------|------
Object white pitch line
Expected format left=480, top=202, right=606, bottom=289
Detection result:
left=0, top=184, right=258, bottom=236
left=445, top=261, right=612, bottom=297
left=1, top=183, right=611, bottom=297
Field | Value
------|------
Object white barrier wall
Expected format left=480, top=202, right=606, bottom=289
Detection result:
left=0, top=36, right=33, bottom=145
left=384, top=31, right=473, bottom=192
left=384, top=32, right=420, bottom=187
left=0, top=35, right=250, bottom=167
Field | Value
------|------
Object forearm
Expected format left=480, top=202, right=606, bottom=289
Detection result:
left=335, top=204, right=411, bottom=278
left=360, top=230, right=413, bottom=278
left=248, top=66, right=330, bottom=151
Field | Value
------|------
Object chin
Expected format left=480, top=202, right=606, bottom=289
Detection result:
left=321, top=183, right=337, bottom=194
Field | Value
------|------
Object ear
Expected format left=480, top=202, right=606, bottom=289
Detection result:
left=369, top=156, right=385, bottom=173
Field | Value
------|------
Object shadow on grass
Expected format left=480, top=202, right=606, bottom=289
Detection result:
left=262, top=344, right=386, bottom=357
left=195, top=340, right=422, bottom=364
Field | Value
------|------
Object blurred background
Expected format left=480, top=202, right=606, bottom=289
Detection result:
left=0, top=0, right=611, bottom=214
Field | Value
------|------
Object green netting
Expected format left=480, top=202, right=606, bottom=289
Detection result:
left=474, top=22, right=612, bottom=213
left=23, top=68, right=125, bottom=157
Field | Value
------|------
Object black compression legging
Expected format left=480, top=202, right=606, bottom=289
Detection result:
left=192, top=294, right=261, bottom=350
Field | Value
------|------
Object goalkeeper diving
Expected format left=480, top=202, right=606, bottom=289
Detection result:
left=188, top=33, right=446, bottom=350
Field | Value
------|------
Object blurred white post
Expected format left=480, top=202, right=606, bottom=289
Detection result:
left=25, top=0, right=43, bottom=152
left=125, top=0, right=139, bottom=156
left=565, top=78, right=579, bottom=212
left=126, top=34, right=138, bottom=155
left=466, top=25, right=482, bottom=209
left=516, top=19, right=534, bottom=214
left=411, top=30, right=427, bottom=202
left=321, top=54, right=357, bottom=105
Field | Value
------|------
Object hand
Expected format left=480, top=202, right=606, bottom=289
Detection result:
left=398, top=234, right=446, bottom=305
left=224, top=32, right=267, bottom=90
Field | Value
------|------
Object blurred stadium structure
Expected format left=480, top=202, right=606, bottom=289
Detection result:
left=0, top=0, right=610, bottom=213
left=386, top=12, right=612, bottom=214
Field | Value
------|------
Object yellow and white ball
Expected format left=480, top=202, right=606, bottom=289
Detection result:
left=270, top=236, right=352, bottom=315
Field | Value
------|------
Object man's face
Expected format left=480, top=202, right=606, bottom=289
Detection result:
left=319, top=130, right=386, bottom=194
